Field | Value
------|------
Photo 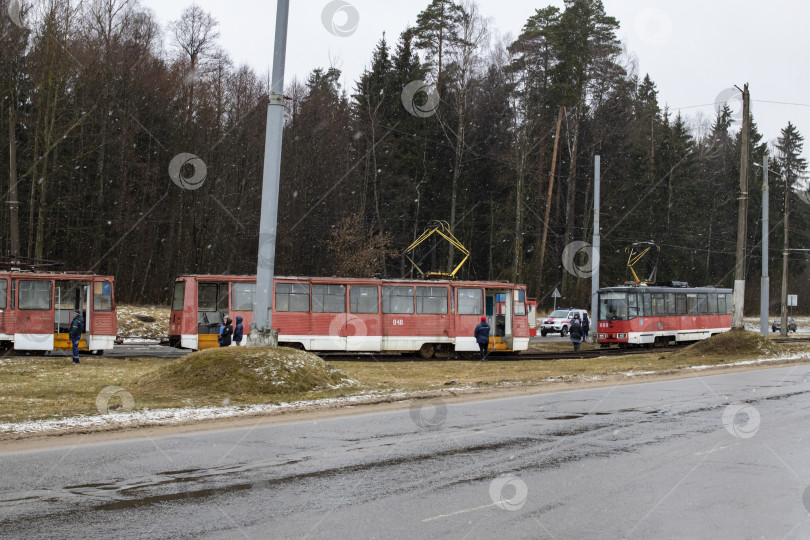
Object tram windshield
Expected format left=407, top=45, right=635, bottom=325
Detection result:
left=599, top=292, right=630, bottom=321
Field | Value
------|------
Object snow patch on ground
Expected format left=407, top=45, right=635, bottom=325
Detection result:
left=688, top=354, right=806, bottom=371
left=0, top=389, right=469, bottom=435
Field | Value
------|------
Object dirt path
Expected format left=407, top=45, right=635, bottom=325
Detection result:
left=2, top=356, right=809, bottom=454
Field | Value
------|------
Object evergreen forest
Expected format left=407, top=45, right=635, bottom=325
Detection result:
left=1, top=0, right=808, bottom=311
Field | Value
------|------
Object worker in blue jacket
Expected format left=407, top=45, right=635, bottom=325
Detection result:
left=474, top=316, right=491, bottom=361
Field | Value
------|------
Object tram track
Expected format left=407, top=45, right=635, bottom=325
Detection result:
left=321, top=346, right=681, bottom=362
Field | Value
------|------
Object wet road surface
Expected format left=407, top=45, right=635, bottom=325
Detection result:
left=3, top=365, right=810, bottom=538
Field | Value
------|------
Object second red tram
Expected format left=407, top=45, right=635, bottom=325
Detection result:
left=0, top=272, right=117, bottom=353
left=596, top=285, right=733, bottom=347
left=169, top=275, right=530, bottom=357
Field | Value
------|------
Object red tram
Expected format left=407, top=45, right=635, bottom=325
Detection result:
left=596, top=285, right=733, bottom=347
left=0, top=272, right=117, bottom=353
left=169, top=275, right=530, bottom=357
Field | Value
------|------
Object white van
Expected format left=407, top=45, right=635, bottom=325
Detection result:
left=539, top=308, right=590, bottom=337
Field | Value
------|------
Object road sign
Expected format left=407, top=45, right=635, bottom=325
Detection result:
left=788, top=294, right=798, bottom=307
left=552, top=288, right=561, bottom=298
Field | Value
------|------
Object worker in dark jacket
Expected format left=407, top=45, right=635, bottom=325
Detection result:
left=569, top=315, right=583, bottom=351
left=581, top=312, right=590, bottom=340
left=474, top=316, right=491, bottom=361
left=68, top=311, right=84, bottom=364
left=219, top=318, right=233, bottom=347
left=233, top=316, right=244, bottom=346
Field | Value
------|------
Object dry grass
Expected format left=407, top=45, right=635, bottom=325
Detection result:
left=671, top=329, right=782, bottom=360
left=132, top=347, right=357, bottom=406
left=0, top=356, right=166, bottom=423
left=1, top=334, right=808, bottom=424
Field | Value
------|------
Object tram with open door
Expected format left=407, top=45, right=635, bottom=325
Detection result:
left=169, top=275, right=530, bottom=357
left=0, top=272, right=117, bottom=354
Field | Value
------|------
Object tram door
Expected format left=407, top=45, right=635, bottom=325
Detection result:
left=197, top=282, right=229, bottom=349
left=54, top=281, right=90, bottom=350
left=486, top=289, right=513, bottom=351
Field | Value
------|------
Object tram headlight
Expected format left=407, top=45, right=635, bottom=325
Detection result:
left=617, top=333, right=627, bottom=339
left=598, top=333, right=606, bottom=339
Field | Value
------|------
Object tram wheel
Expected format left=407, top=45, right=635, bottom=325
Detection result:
left=419, top=344, right=435, bottom=359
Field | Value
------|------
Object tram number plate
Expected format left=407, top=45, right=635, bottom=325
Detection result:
left=392, top=319, right=405, bottom=326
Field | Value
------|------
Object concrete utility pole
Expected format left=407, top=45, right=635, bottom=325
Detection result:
left=760, top=154, right=769, bottom=336
left=590, top=156, right=600, bottom=343
left=250, top=0, right=289, bottom=347
left=780, top=156, right=790, bottom=337
left=732, top=83, right=750, bottom=329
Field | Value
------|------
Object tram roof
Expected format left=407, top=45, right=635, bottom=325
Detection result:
left=176, top=274, right=525, bottom=288
left=0, top=270, right=113, bottom=280
left=598, top=285, right=732, bottom=294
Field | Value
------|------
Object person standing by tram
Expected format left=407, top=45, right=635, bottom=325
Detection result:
left=475, top=316, right=491, bottom=361
left=219, top=318, right=233, bottom=347
left=68, top=311, right=84, bottom=364
left=233, top=316, right=244, bottom=346
left=581, top=312, right=590, bottom=341
left=569, top=314, right=583, bottom=351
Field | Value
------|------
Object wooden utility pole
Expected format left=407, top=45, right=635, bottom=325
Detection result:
left=537, top=106, right=564, bottom=299
left=8, top=92, right=20, bottom=257
left=732, top=83, right=750, bottom=329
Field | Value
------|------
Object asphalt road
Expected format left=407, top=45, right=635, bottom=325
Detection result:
left=3, top=365, right=810, bottom=539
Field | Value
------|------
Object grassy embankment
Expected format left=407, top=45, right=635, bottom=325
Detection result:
left=1, top=330, right=808, bottom=425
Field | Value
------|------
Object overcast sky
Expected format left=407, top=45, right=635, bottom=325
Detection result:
left=140, top=0, right=810, bottom=164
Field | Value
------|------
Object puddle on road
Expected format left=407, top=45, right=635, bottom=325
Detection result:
left=545, top=412, right=613, bottom=420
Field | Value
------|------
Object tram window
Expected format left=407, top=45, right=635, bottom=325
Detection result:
left=199, top=283, right=228, bottom=312
left=383, top=286, right=414, bottom=314
left=652, top=293, right=666, bottom=316
left=628, top=293, right=638, bottom=318
left=687, top=294, right=697, bottom=315
left=312, top=284, right=345, bottom=313
left=416, top=287, right=447, bottom=315
left=172, top=281, right=185, bottom=311
left=350, top=286, right=378, bottom=314
left=10, top=279, right=14, bottom=309
left=513, top=289, right=526, bottom=316
left=717, top=294, right=727, bottom=314
left=458, top=288, right=483, bottom=315
left=676, top=294, right=687, bottom=315
left=0, top=280, right=6, bottom=309
left=599, top=292, right=628, bottom=321
left=94, top=282, right=113, bottom=311
left=19, top=280, right=51, bottom=310
left=666, top=293, right=676, bottom=315
left=642, top=293, right=652, bottom=318
left=697, top=294, right=708, bottom=314
left=231, top=283, right=256, bottom=311
left=276, top=283, right=310, bottom=312
left=726, top=294, right=734, bottom=314
left=707, top=294, right=718, bottom=315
